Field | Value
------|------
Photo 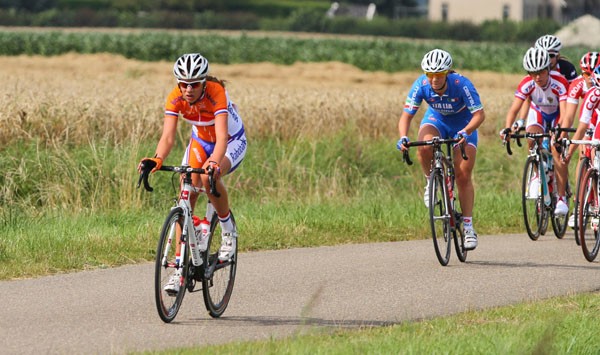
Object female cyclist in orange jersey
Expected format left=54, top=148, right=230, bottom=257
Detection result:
left=138, top=53, right=247, bottom=293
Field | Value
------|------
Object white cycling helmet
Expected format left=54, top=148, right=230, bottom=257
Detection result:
left=523, top=47, right=550, bottom=72
left=535, top=34, right=562, bottom=52
left=580, top=51, right=600, bottom=74
left=421, top=49, right=453, bottom=73
left=173, top=53, right=209, bottom=82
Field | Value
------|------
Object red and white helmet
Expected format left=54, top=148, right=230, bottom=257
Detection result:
left=535, top=34, right=562, bottom=52
left=580, top=52, right=600, bottom=74
left=173, top=53, right=209, bottom=82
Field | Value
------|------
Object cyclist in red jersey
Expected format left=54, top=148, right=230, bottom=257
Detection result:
left=563, top=52, right=600, bottom=128
left=138, top=53, right=247, bottom=293
left=501, top=47, right=570, bottom=216
left=559, top=52, right=599, bottom=227
left=565, top=65, right=600, bottom=159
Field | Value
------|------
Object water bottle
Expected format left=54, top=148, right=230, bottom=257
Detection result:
left=191, top=216, right=203, bottom=265
left=198, top=217, right=210, bottom=251
left=541, top=161, right=551, bottom=205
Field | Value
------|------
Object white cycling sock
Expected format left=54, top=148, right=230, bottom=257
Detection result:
left=219, top=211, right=235, bottom=232
left=463, top=216, right=473, bottom=231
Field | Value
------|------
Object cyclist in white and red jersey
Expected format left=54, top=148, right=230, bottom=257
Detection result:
left=397, top=49, right=485, bottom=250
left=563, top=52, right=600, bottom=128
left=560, top=52, right=599, bottom=227
left=501, top=47, right=570, bottom=216
left=515, top=35, right=579, bottom=121
left=535, top=34, right=578, bottom=83
left=138, top=53, right=247, bottom=294
left=566, top=65, right=600, bottom=159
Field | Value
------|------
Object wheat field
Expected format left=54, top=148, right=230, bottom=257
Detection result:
left=0, top=53, right=523, bottom=147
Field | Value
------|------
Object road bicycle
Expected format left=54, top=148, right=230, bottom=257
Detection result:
left=568, top=137, right=600, bottom=262
left=138, top=164, right=237, bottom=322
left=503, top=127, right=573, bottom=241
left=563, top=128, right=594, bottom=247
left=402, top=137, right=468, bottom=266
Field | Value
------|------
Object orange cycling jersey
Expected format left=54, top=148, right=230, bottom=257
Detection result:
left=165, top=81, right=243, bottom=143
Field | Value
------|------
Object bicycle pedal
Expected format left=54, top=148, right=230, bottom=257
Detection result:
left=165, top=290, right=178, bottom=297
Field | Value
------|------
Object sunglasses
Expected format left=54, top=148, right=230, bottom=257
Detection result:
left=549, top=53, right=558, bottom=59
left=424, top=70, right=448, bottom=78
left=528, top=69, right=548, bottom=76
left=178, top=81, right=203, bottom=89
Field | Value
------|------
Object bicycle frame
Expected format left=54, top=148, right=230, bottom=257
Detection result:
left=402, top=136, right=468, bottom=265
left=139, top=163, right=238, bottom=321
left=504, top=126, right=574, bottom=240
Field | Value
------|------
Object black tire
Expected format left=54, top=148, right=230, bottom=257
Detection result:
left=429, top=171, right=452, bottom=266
left=453, top=213, right=468, bottom=263
left=579, top=168, right=600, bottom=262
left=202, top=211, right=237, bottom=317
left=155, top=207, right=188, bottom=323
left=551, top=188, right=569, bottom=239
left=522, top=157, right=545, bottom=240
left=573, top=157, right=590, bottom=246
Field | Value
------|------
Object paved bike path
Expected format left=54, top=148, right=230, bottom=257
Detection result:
left=1, top=234, right=599, bottom=354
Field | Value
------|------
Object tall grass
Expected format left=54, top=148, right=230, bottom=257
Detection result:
left=0, top=54, right=556, bottom=279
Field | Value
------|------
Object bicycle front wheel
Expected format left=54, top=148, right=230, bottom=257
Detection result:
left=202, top=212, right=237, bottom=317
left=579, top=168, right=600, bottom=262
left=429, top=171, right=452, bottom=266
left=453, top=213, right=467, bottom=263
left=573, top=157, right=590, bottom=246
left=522, top=156, right=545, bottom=240
left=155, top=207, right=188, bottom=323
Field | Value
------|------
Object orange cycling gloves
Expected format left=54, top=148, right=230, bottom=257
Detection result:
left=140, top=156, right=163, bottom=173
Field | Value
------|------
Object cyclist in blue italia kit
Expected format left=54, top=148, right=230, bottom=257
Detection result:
left=397, top=49, right=486, bottom=250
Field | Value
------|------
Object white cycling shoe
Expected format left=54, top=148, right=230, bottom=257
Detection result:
left=554, top=199, right=569, bottom=216
left=164, top=272, right=181, bottom=296
left=218, top=231, right=237, bottom=261
left=464, top=229, right=478, bottom=250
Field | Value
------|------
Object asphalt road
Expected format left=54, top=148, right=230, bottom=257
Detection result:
left=1, top=234, right=599, bottom=354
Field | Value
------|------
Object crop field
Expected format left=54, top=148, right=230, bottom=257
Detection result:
left=1, top=28, right=599, bottom=355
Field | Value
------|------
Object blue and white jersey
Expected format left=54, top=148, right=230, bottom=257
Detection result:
left=403, top=73, right=483, bottom=117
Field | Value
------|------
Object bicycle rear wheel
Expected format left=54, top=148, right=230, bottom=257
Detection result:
left=429, top=171, right=452, bottom=266
left=202, top=212, right=237, bottom=317
left=522, top=156, right=545, bottom=240
left=579, top=168, right=600, bottom=262
left=573, top=157, right=590, bottom=246
left=155, top=207, right=188, bottom=323
left=453, top=213, right=467, bottom=263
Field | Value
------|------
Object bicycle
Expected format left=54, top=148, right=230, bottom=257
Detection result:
left=568, top=137, right=600, bottom=262
left=138, top=163, right=237, bottom=322
left=564, top=128, right=594, bottom=247
left=503, top=127, right=573, bottom=241
left=402, top=137, right=468, bottom=266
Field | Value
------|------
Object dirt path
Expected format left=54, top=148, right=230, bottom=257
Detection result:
left=1, top=234, right=598, bottom=354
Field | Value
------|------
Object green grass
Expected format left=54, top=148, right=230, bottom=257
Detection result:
left=0, top=133, right=538, bottom=280
left=143, top=291, right=600, bottom=354
left=0, top=29, right=593, bottom=73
